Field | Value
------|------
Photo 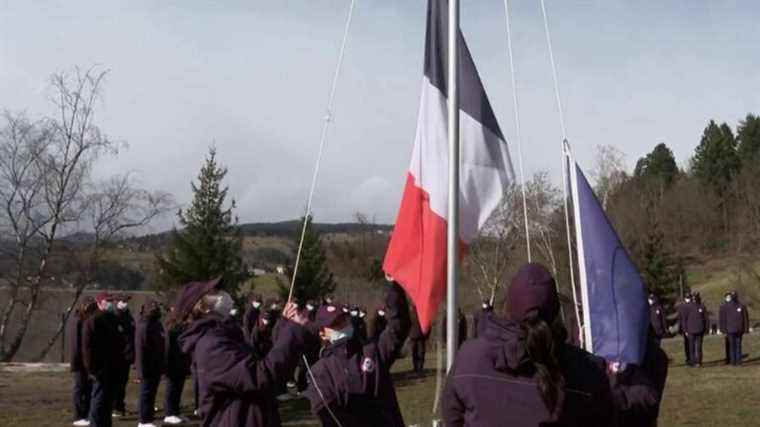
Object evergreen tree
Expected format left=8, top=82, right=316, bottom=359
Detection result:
left=692, top=120, right=740, bottom=193
left=277, top=216, right=336, bottom=303
left=737, top=113, right=760, bottom=163
left=155, top=148, right=248, bottom=293
left=639, top=220, right=683, bottom=305
left=634, top=142, right=679, bottom=186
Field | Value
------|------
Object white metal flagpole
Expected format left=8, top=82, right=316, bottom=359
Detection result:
left=446, top=0, right=460, bottom=373
left=566, top=142, right=593, bottom=352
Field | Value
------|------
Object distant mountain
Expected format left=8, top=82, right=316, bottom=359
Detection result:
left=237, top=220, right=392, bottom=237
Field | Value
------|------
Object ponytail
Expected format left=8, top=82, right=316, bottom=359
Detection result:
left=522, top=311, right=566, bottom=419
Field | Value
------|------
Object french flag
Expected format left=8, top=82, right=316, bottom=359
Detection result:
left=384, top=0, right=514, bottom=333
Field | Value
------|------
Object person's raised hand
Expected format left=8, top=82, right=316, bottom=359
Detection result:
left=283, top=302, right=309, bottom=326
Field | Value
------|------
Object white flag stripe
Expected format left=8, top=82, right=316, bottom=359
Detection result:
left=409, top=77, right=514, bottom=243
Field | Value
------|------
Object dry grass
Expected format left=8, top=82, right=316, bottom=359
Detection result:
left=2, top=334, right=760, bottom=426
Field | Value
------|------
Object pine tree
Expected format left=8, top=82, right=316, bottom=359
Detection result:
left=155, top=148, right=248, bottom=293
left=640, top=220, right=682, bottom=305
left=277, top=216, right=336, bottom=303
left=737, top=113, right=760, bottom=163
left=692, top=120, right=740, bottom=193
left=634, top=143, right=679, bottom=186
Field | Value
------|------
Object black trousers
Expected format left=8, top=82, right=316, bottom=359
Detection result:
left=72, top=371, right=92, bottom=420
left=164, top=375, right=186, bottom=417
left=193, top=371, right=200, bottom=412
left=682, top=333, right=691, bottom=364
left=112, top=364, right=130, bottom=413
left=89, top=374, right=114, bottom=427
left=411, top=339, right=427, bottom=373
left=688, top=334, right=704, bottom=365
left=725, top=336, right=731, bottom=363
left=139, top=376, right=161, bottom=423
left=728, top=334, right=743, bottom=365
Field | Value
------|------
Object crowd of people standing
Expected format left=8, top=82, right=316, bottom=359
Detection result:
left=66, top=262, right=712, bottom=426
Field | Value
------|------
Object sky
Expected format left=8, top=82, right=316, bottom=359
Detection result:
left=1, top=1, right=759, bottom=230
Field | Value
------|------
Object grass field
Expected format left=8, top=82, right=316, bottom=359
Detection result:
left=2, top=334, right=759, bottom=426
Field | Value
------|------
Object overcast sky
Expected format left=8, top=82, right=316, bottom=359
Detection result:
left=2, top=1, right=759, bottom=229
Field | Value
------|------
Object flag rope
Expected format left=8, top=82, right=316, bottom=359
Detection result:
left=288, top=0, right=357, bottom=303
left=503, top=0, right=532, bottom=263
left=538, top=0, right=584, bottom=345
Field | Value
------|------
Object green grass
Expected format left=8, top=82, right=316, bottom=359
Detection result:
left=2, top=335, right=760, bottom=426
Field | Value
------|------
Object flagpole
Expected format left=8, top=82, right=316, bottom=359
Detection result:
left=446, top=0, right=460, bottom=373
left=566, top=142, right=593, bottom=352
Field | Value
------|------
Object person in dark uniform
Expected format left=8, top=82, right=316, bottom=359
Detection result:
left=350, top=305, right=369, bottom=344
left=163, top=306, right=191, bottom=426
left=675, top=294, right=692, bottom=365
left=472, top=299, right=493, bottom=339
left=409, top=308, right=429, bottom=375
left=250, top=309, right=276, bottom=358
left=719, top=291, right=733, bottom=364
left=442, top=263, right=615, bottom=426
left=685, top=293, right=708, bottom=367
left=82, top=292, right=122, bottom=427
left=368, top=306, right=388, bottom=341
left=302, top=280, right=411, bottom=427
left=720, top=291, right=749, bottom=366
left=243, top=294, right=263, bottom=343
left=177, top=277, right=309, bottom=427
left=305, top=300, right=318, bottom=322
left=135, top=300, right=165, bottom=427
left=457, top=308, right=468, bottom=349
left=69, top=297, right=98, bottom=427
left=112, top=293, right=135, bottom=418
left=609, top=330, right=670, bottom=427
left=648, top=294, right=668, bottom=343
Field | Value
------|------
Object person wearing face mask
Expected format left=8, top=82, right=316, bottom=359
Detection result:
left=719, top=292, right=733, bottom=364
left=135, top=300, right=166, bottom=427
left=82, top=292, right=122, bottom=427
left=675, top=294, right=693, bottom=365
left=369, top=306, right=388, bottom=341
left=684, top=293, right=708, bottom=367
left=306, top=300, right=318, bottom=322
left=303, top=280, right=411, bottom=427
left=719, top=291, right=749, bottom=366
left=472, top=299, right=493, bottom=339
left=442, top=263, right=614, bottom=426
left=351, top=305, right=369, bottom=344
left=112, top=294, right=135, bottom=418
left=177, top=277, right=310, bottom=427
left=648, top=294, right=668, bottom=343
left=243, top=294, right=263, bottom=343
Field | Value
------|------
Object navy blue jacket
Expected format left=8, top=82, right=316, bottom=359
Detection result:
left=82, top=310, right=123, bottom=378
left=684, top=302, right=708, bottom=335
left=442, top=315, right=615, bottom=427
left=180, top=314, right=307, bottom=427
left=115, top=308, right=136, bottom=366
left=67, top=313, right=85, bottom=372
left=720, top=301, right=749, bottom=335
left=165, top=324, right=191, bottom=378
left=135, top=315, right=166, bottom=380
left=303, top=283, right=411, bottom=427
left=649, top=303, right=668, bottom=338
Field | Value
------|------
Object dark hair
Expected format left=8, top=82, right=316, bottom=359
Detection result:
left=521, top=310, right=566, bottom=420
left=77, top=298, right=98, bottom=321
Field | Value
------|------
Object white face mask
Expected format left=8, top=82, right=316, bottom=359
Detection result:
left=685, top=298, right=691, bottom=304
left=726, top=297, right=732, bottom=303
left=116, top=301, right=128, bottom=311
left=359, top=312, right=366, bottom=319
left=648, top=299, right=654, bottom=306
left=350, top=310, right=359, bottom=317
left=378, top=310, right=386, bottom=317
left=252, top=301, right=262, bottom=309
left=306, top=304, right=315, bottom=311
left=327, top=325, right=354, bottom=343
left=213, top=292, right=235, bottom=316
left=262, top=318, right=270, bottom=326
left=482, top=304, right=488, bottom=310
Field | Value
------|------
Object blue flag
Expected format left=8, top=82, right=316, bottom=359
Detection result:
left=573, top=163, right=648, bottom=365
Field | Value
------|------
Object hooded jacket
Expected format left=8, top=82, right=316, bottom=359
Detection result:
left=179, top=314, right=307, bottom=427
left=303, top=282, right=411, bottom=427
left=442, top=315, right=615, bottom=427
left=135, top=313, right=166, bottom=380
